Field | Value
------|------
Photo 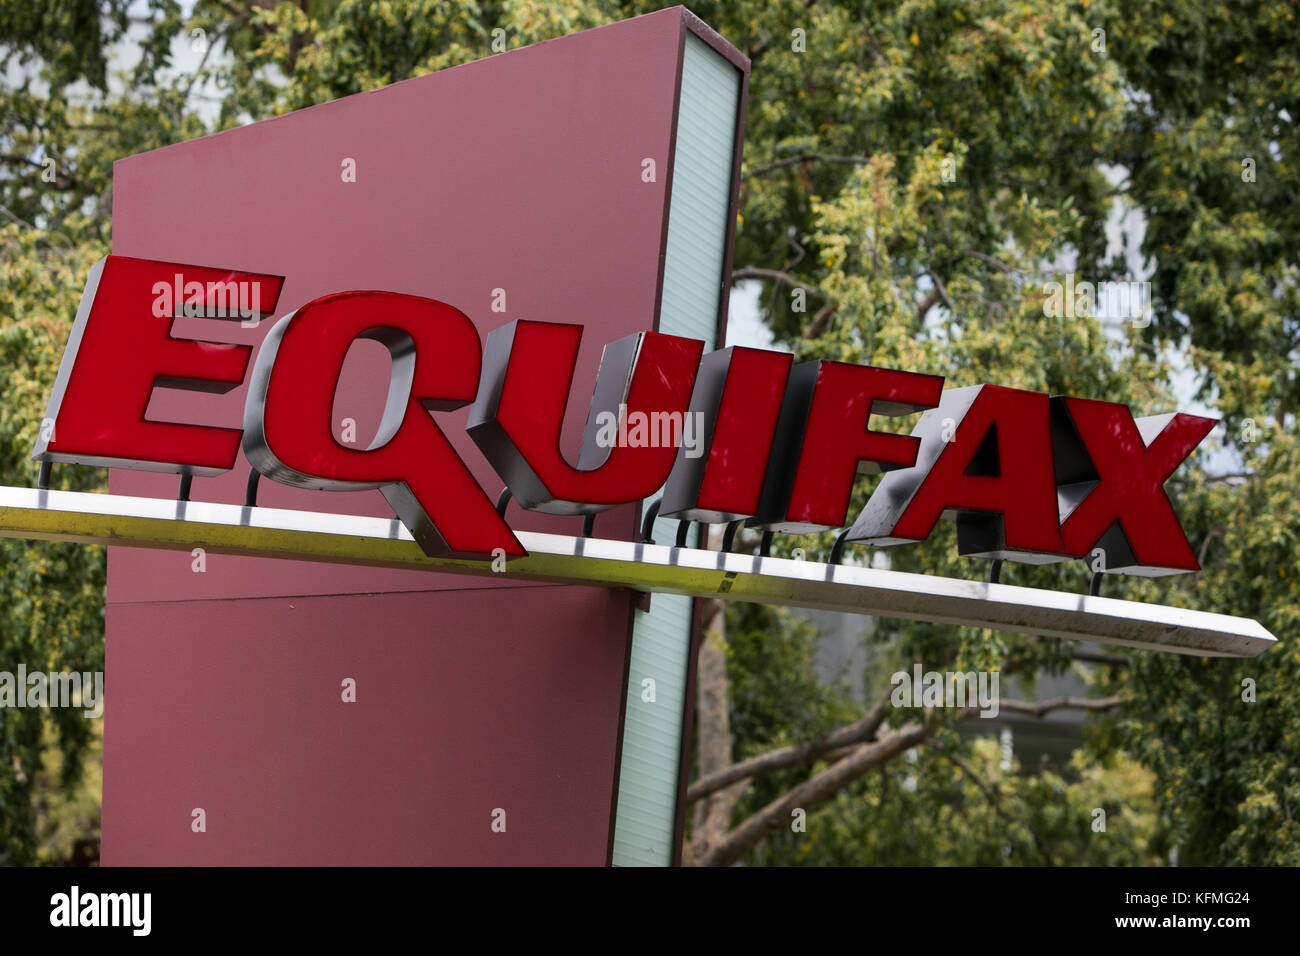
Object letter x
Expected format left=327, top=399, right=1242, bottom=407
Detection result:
left=1058, top=397, right=1216, bottom=573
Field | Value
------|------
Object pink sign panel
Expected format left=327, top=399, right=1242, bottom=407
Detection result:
left=102, top=7, right=738, bottom=865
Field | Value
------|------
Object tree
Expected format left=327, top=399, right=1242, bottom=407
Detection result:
left=0, top=0, right=1296, bottom=865
left=1100, top=0, right=1300, bottom=865
left=0, top=0, right=183, bottom=863
left=0, top=226, right=107, bottom=863
left=675, top=0, right=1300, bottom=866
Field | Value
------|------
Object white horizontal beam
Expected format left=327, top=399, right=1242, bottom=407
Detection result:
left=0, top=486, right=1274, bottom=658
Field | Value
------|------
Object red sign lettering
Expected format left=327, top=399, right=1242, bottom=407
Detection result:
left=35, top=256, right=1217, bottom=572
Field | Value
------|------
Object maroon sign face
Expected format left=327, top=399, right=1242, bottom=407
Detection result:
left=36, top=255, right=1217, bottom=574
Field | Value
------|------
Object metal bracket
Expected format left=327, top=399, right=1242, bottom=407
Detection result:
left=721, top=519, right=743, bottom=554
left=640, top=498, right=662, bottom=545
left=245, top=470, right=261, bottom=508
left=830, top=528, right=851, bottom=566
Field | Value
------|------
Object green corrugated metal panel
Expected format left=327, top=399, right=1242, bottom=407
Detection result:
left=611, top=32, right=740, bottom=867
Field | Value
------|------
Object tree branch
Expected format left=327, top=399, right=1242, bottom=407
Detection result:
left=940, top=750, right=1046, bottom=860
left=731, top=265, right=827, bottom=296
left=926, top=269, right=956, bottom=316
left=916, top=289, right=941, bottom=318
left=695, top=719, right=936, bottom=867
left=803, top=301, right=837, bottom=339
left=993, top=696, right=1124, bottom=718
left=686, top=690, right=892, bottom=805
left=0, top=153, right=79, bottom=191
left=746, top=153, right=872, bottom=178
left=960, top=249, right=1027, bottom=277
left=686, top=653, right=1058, bottom=806
left=1197, top=531, right=1219, bottom=568
left=731, top=265, right=839, bottom=339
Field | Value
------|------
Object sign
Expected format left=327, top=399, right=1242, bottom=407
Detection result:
left=58, top=7, right=750, bottom=869
left=37, top=254, right=1215, bottom=577
left=0, top=7, right=1274, bottom=871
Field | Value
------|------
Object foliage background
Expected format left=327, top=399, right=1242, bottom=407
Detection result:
left=0, top=0, right=1295, bottom=864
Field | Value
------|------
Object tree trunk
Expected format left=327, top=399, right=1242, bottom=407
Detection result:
left=683, top=594, right=747, bottom=865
